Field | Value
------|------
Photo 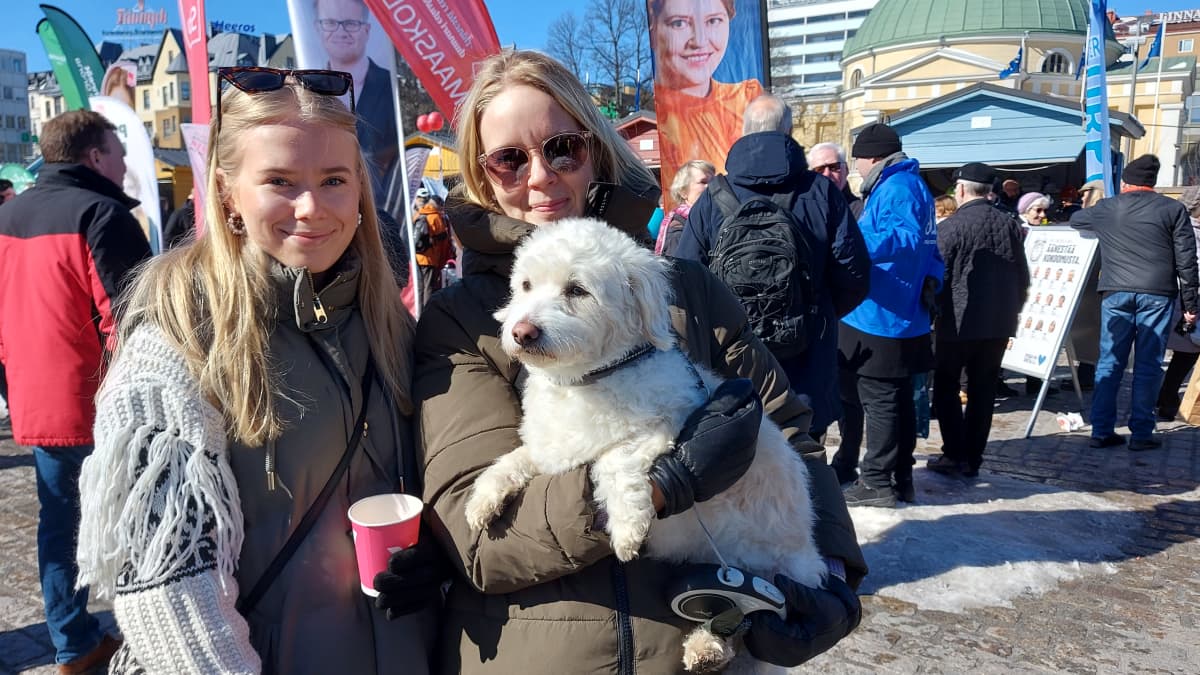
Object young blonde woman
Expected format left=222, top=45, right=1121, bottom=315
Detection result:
left=414, top=49, right=864, bottom=673
left=75, top=68, right=441, bottom=673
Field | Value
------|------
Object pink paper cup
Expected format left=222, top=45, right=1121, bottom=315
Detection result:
left=348, top=493, right=423, bottom=596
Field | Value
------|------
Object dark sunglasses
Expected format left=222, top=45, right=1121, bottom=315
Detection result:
left=218, top=67, right=355, bottom=114
left=811, top=161, right=844, bottom=173
left=478, top=131, right=592, bottom=188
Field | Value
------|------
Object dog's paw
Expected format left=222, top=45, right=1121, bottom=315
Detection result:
left=464, top=489, right=506, bottom=531
left=681, top=626, right=735, bottom=673
left=609, top=526, right=645, bottom=562
left=612, top=538, right=642, bottom=562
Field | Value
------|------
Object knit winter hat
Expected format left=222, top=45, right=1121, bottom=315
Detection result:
left=1018, top=192, right=1046, bottom=215
left=852, top=123, right=902, bottom=159
left=1121, top=154, right=1160, bottom=187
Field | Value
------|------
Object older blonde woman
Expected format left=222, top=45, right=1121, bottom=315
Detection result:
left=414, top=49, right=864, bottom=673
left=656, top=158, right=715, bottom=255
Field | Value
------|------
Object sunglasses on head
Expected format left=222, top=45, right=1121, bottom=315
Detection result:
left=478, top=131, right=592, bottom=188
left=218, top=66, right=355, bottom=114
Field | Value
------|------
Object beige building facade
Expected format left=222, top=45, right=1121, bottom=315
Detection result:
left=782, top=0, right=1197, bottom=185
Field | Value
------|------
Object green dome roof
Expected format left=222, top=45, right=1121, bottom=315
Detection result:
left=844, top=0, right=1098, bottom=59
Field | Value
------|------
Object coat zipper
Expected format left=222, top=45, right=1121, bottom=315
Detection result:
left=306, top=270, right=339, bottom=325
left=266, top=269, right=343, bottom=492
left=612, top=561, right=635, bottom=675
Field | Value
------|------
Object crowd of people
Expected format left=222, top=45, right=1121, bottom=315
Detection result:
left=1, top=44, right=1198, bottom=674
left=0, top=53, right=863, bottom=674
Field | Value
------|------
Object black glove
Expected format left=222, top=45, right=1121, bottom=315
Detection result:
left=372, top=524, right=450, bottom=620
left=743, top=573, right=863, bottom=667
left=648, top=378, right=762, bottom=519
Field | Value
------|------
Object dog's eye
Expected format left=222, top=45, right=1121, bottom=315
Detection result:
left=564, top=282, right=589, bottom=298
left=521, top=280, right=531, bottom=292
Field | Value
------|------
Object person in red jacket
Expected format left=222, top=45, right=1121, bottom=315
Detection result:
left=0, top=110, right=151, bottom=673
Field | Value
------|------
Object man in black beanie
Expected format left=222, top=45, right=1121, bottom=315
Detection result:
left=832, top=122, right=944, bottom=506
left=1070, top=154, right=1199, bottom=450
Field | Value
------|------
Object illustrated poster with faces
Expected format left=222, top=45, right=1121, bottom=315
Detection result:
left=1001, top=227, right=1100, bottom=380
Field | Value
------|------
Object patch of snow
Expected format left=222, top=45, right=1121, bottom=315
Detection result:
left=849, top=470, right=1142, bottom=613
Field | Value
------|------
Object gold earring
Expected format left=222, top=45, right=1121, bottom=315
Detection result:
left=229, top=214, right=245, bottom=235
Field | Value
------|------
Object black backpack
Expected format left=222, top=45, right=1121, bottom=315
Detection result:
left=706, top=175, right=816, bottom=359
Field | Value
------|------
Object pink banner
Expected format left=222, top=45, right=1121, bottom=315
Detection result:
left=179, top=0, right=212, bottom=124
left=181, top=123, right=209, bottom=237
left=364, top=0, right=501, bottom=121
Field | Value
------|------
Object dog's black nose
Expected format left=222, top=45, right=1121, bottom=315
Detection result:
left=512, top=320, right=541, bottom=347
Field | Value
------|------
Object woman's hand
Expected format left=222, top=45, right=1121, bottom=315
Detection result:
left=648, top=378, right=762, bottom=519
left=743, top=573, right=863, bottom=666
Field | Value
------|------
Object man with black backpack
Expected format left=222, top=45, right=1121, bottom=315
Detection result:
left=676, top=94, right=871, bottom=442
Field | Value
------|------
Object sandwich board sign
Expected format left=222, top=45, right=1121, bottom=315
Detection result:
left=1000, top=226, right=1100, bottom=437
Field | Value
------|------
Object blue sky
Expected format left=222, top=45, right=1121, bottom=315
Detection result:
left=2, top=0, right=1191, bottom=73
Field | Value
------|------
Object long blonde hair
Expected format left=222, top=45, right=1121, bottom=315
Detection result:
left=114, top=79, right=413, bottom=446
left=455, top=49, right=658, bottom=211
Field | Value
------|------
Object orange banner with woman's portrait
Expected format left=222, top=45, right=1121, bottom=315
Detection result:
left=647, top=0, right=769, bottom=211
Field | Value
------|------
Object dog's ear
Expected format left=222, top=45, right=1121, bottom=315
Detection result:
left=627, top=252, right=674, bottom=351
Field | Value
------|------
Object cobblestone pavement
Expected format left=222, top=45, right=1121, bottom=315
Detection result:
left=1, top=373, right=1197, bottom=674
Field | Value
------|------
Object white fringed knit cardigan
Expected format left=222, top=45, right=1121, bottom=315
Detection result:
left=77, top=324, right=261, bottom=673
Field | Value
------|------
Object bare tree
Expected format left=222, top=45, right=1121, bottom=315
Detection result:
left=630, top=1, right=654, bottom=112
left=583, top=0, right=641, bottom=113
left=547, top=13, right=588, bottom=80
left=392, top=53, right=439, bottom=132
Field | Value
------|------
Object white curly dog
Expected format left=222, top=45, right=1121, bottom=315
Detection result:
left=464, top=218, right=826, bottom=673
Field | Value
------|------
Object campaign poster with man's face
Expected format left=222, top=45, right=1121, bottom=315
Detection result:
left=287, top=0, right=402, bottom=212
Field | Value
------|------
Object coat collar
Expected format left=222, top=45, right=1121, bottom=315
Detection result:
left=270, top=251, right=362, bottom=332
left=446, top=183, right=659, bottom=279
left=37, top=163, right=140, bottom=209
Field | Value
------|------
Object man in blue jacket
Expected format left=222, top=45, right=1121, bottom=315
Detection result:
left=832, top=123, right=944, bottom=507
left=675, top=94, right=870, bottom=439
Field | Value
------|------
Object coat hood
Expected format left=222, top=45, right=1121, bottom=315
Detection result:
left=723, top=132, right=808, bottom=189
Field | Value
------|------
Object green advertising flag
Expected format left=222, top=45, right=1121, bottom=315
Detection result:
left=36, top=5, right=104, bottom=111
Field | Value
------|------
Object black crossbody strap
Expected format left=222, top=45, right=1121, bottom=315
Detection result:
left=237, top=357, right=377, bottom=616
